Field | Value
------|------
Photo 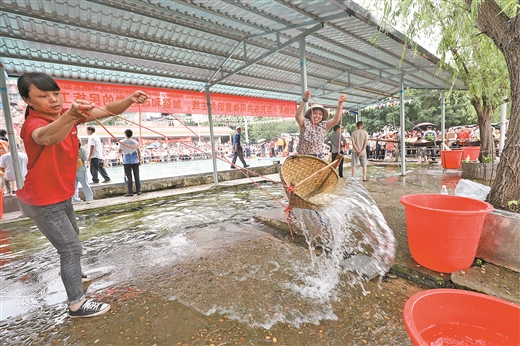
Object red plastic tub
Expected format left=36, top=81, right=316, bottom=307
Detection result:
left=404, top=289, right=520, bottom=346
left=461, top=146, right=480, bottom=161
left=440, top=150, right=463, bottom=169
left=400, top=194, right=493, bottom=273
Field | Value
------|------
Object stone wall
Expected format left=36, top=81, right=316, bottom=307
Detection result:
left=2, top=165, right=281, bottom=213
left=461, top=161, right=498, bottom=180
left=84, top=165, right=281, bottom=199
left=477, top=209, right=520, bottom=272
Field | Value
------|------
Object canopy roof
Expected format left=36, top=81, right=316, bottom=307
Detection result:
left=0, top=0, right=464, bottom=110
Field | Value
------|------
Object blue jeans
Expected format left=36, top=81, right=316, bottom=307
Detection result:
left=19, top=199, right=85, bottom=305
left=74, top=170, right=93, bottom=201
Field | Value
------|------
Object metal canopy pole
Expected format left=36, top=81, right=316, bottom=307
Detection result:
left=499, top=100, right=507, bottom=156
left=244, top=117, right=249, bottom=144
left=205, top=86, right=218, bottom=186
left=299, top=37, right=308, bottom=106
left=441, top=91, right=446, bottom=147
left=0, top=63, right=24, bottom=189
left=399, top=74, right=406, bottom=176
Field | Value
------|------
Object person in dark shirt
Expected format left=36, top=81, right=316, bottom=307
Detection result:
left=230, top=126, right=249, bottom=169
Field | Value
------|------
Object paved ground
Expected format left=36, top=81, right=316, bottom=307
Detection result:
left=1, top=162, right=518, bottom=346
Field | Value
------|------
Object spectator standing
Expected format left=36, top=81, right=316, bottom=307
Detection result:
left=351, top=121, right=369, bottom=181
left=277, top=137, right=284, bottom=155
left=86, top=126, right=111, bottom=184
left=15, top=72, right=149, bottom=318
left=0, top=144, right=28, bottom=194
left=423, top=126, right=437, bottom=158
left=72, top=142, right=93, bottom=204
left=230, top=126, right=249, bottom=169
left=119, top=129, right=142, bottom=196
left=288, top=136, right=294, bottom=153
left=295, top=90, right=347, bottom=158
left=325, top=125, right=346, bottom=177
left=343, top=129, right=351, bottom=155
left=0, top=129, right=9, bottom=157
left=423, top=126, right=436, bottom=141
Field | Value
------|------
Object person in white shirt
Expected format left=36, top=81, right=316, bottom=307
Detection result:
left=0, top=145, right=28, bottom=194
left=86, top=126, right=111, bottom=184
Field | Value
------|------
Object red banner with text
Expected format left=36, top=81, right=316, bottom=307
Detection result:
left=56, top=80, right=296, bottom=118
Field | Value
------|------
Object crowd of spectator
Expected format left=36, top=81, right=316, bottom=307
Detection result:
left=91, top=122, right=510, bottom=167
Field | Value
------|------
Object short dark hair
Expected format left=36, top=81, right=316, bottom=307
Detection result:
left=0, top=129, right=7, bottom=137
left=17, top=73, right=61, bottom=118
left=124, top=129, right=133, bottom=137
left=333, top=125, right=340, bottom=131
left=87, top=126, right=96, bottom=133
left=356, top=121, right=364, bottom=127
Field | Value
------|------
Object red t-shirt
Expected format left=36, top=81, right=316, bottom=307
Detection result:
left=17, top=108, right=85, bottom=206
left=457, top=130, right=470, bottom=140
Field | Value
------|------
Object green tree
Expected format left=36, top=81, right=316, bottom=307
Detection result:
left=359, top=90, right=476, bottom=134
left=248, top=120, right=299, bottom=144
left=376, top=0, right=519, bottom=209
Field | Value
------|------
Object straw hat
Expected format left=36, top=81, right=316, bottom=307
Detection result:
left=304, top=104, right=329, bottom=121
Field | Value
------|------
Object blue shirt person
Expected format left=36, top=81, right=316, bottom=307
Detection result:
left=230, top=126, right=249, bottom=169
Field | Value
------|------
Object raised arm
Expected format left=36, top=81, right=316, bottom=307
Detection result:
left=295, top=90, right=311, bottom=128
left=326, top=94, right=347, bottom=131
left=86, top=90, right=149, bottom=122
left=31, top=91, right=149, bottom=146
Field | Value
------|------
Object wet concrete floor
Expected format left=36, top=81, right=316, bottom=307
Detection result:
left=0, top=163, right=515, bottom=345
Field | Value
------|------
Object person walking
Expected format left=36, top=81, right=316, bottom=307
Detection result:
left=0, top=144, right=28, bottom=194
left=119, top=129, right=142, bottom=196
left=295, top=90, right=347, bottom=158
left=15, top=72, right=148, bottom=318
left=230, top=126, right=249, bottom=169
left=86, top=126, right=111, bottom=184
left=351, top=121, right=369, bottom=181
left=72, top=142, right=94, bottom=204
left=325, top=124, right=347, bottom=178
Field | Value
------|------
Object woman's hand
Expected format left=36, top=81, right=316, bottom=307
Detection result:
left=70, top=100, right=95, bottom=120
left=130, top=91, right=149, bottom=104
left=338, top=94, right=348, bottom=103
left=303, top=90, right=311, bottom=102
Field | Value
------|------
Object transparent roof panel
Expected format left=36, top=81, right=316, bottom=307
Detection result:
left=0, top=0, right=464, bottom=110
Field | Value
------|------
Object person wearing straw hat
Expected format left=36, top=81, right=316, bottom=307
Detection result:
left=295, top=91, right=347, bottom=158
left=15, top=72, right=148, bottom=319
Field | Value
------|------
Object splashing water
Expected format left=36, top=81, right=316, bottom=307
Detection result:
left=288, top=177, right=396, bottom=299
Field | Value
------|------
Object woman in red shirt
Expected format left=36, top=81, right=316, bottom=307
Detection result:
left=17, top=72, right=148, bottom=318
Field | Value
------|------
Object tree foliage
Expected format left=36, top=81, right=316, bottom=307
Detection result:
left=247, top=120, right=300, bottom=144
left=357, top=90, right=477, bottom=134
left=370, top=0, right=519, bottom=209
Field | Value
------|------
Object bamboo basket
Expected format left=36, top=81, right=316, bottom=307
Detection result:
left=280, top=155, right=340, bottom=209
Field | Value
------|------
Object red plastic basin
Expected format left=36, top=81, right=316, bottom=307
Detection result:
left=404, top=289, right=520, bottom=346
left=440, top=150, right=463, bottom=169
left=461, top=146, right=480, bottom=161
left=400, top=194, right=493, bottom=273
